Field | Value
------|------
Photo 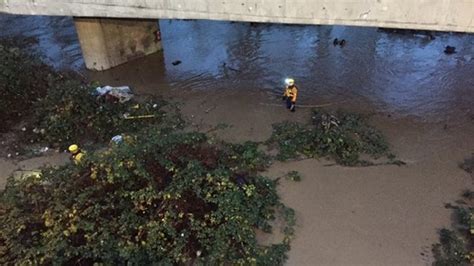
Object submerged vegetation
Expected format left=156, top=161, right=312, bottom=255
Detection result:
left=432, top=229, right=470, bottom=266
left=432, top=157, right=474, bottom=266
left=459, top=154, right=474, bottom=174
left=285, top=171, right=302, bottom=182
left=267, top=110, right=397, bottom=166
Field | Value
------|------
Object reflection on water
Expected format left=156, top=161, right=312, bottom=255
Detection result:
left=0, top=15, right=82, bottom=69
left=1, top=15, right=473, bottom=120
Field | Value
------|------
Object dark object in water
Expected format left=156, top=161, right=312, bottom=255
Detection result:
left=172, top=60, right=182, bottom=66
left=222, top=62, right=240, bottom=72
left=444, top=46, right=456, bottom=54
left=459, top=153, right=474, bottom=174
left=333, top=38, right=346, bottom=47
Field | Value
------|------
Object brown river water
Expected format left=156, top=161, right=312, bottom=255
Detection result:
left=1, top=14, right=473, bottom=265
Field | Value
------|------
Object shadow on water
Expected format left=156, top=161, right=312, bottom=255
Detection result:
left=1, top=14, right=473, bottom=121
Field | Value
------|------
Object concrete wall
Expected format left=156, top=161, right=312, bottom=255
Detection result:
left=1, top=0, right=473, bottom=33
left=74, top=18, right=161, bottom=70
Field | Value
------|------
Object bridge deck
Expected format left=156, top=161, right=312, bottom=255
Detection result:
left=1, top=0, right=473, bottom=33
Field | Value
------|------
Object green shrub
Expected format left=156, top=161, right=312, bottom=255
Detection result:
left=286, top=171, right=302, bottom=182
left=433, top=185, right=474, bottom=266
left=20, top=80, right=177, bottom=149
left=0, top=42, right=59, bottom=132
left=0, top=130, right=294, bottom=265
left=432, top=229, right=469, bottom=266
left=267, top=110, right=392, bottom=166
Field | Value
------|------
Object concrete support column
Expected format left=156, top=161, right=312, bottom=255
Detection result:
left=74, top=17, right=162, bottom=71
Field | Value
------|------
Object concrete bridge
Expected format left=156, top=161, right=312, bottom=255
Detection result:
left=2, top=0, right=473, bottom=70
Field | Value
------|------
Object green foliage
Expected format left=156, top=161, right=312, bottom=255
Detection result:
left=0, top=42, right=182, bottom=149
left=267, top=110, right=393, bottom=166
left=285, top=171, right=302, bottom=182
left=0, top=130, right=294, bottom=265
left=20, top=80, right=179, bottom=149
left=433, top=185, right=474, bottom=266
left=432, top=229, right=469, bottom=266
left=0, top=42, right=59, bottom=132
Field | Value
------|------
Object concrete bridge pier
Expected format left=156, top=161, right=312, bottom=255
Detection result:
left=74, top=18, right=162, bottom=71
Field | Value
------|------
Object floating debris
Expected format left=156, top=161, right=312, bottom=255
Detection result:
left=444, top=46, right=456, bottom=54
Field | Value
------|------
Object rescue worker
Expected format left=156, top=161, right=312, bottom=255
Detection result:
left=282, top=78, right=298, bottom=112
left=68, top=144, right=85, bottom=165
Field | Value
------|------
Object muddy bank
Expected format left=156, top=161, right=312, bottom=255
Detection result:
left=0, top=153, right=69, bottom=188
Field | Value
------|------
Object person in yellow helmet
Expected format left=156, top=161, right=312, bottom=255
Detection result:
left=282, top=78, right=298, bottom=112
left=68, top=144, right=85, bottom=165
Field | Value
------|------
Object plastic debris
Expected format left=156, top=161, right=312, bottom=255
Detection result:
left=123, top=113, right=156, bottom=120
left=95, top=86, right=133, bottom=103
left=13, top=170, right=41, bottom=180
left=111, top=135, right=123, bottom=144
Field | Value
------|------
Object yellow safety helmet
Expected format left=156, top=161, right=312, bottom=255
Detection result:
left=68, top=144, right=79, bottom=154
left=285, top=78, right=295, bottom=86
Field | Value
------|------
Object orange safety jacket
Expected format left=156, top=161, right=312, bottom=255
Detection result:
left=283, top=86, right=298, bottom=103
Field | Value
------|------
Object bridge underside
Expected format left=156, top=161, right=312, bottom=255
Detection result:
left=2, top=0, right=473, bottom=33
left=1, top=0, right=472, bottom=70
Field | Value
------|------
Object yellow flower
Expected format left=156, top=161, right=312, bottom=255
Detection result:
left=69, top=224, right=78, bottom=233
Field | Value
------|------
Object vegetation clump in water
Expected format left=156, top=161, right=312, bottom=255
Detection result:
left=267, top=109, right=397, bottom=166
left=285, top=171, right=302, bottom=182
left=432, top=229, right=470, bottom=266
left=459, top=154, right=474, bottom=174
left=0, top=129, right=295, bottom=265
left=432, top=157, right=474, bottom=266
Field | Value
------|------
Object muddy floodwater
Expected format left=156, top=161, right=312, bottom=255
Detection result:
left=1, top=14, right=473, bottom=265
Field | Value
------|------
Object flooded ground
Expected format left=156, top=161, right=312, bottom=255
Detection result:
left=1, top=14, right=473, bottom=265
